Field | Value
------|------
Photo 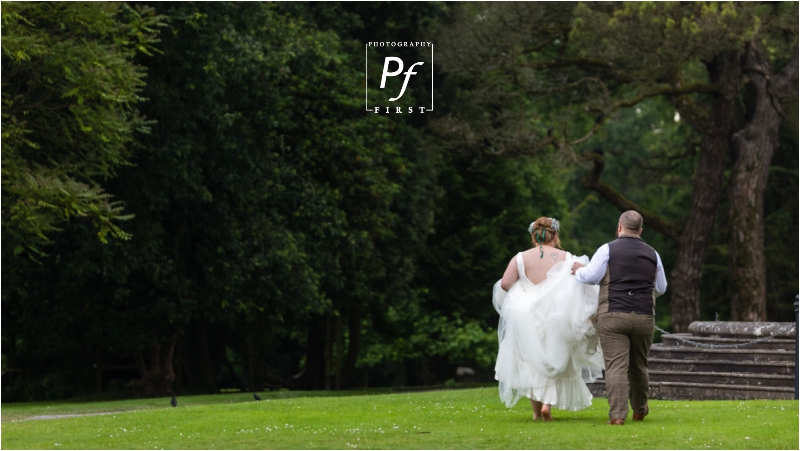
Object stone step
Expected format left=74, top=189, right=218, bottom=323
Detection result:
left=649, top=345, right=795, bottom=362
left=587, top=380, right=795, bottom=401
left=649, top=358, right=795, bottom=375
left=654, top=382, right=794, bottom=401
left=648, top=370, right=795, bottom=387
left=659, top=334, right=796, bottom=351
left=688, top=321, right=796, bottom=339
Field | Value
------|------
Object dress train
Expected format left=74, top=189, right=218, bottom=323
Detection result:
left=493, top=252, right=604, bottom=410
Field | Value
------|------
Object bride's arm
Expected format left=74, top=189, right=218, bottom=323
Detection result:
left=500, top=257, right=519, bottom=291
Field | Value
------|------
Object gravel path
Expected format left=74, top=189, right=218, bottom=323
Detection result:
left=22, top=411, right=124, bottom=421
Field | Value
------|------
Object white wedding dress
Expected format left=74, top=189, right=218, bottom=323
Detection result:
left=493, top=252, right=604, bottom=411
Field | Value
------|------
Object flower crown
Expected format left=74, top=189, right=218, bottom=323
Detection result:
left=528, top=218, right=560, bottom=234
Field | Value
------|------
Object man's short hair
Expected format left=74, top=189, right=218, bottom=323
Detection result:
left=619, top=210, right=643, bottom=231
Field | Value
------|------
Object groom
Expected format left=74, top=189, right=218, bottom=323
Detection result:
left=570, top=210, right=667, bottom=425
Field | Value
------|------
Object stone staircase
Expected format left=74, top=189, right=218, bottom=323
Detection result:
left=587, top=321, right=797, bottom=400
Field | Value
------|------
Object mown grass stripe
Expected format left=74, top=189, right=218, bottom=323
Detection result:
left=2, top=387, right=798, bottom=449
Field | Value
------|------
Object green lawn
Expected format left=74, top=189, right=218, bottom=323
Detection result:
left=2, top=387, right=798, bottom=449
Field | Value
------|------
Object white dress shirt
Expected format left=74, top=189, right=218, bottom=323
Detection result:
left=575, top=243, right=667, bottom=297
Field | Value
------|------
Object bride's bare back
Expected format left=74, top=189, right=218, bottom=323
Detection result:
left=521, top=246, right=567, bottom=284
left=500, top=245, right=567, bottom=290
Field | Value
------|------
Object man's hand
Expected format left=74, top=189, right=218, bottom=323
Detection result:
left=571, top=262, right=584, bottom=275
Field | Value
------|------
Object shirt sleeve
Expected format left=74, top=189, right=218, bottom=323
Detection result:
left=654, top=251, right=668, bottom=297
left=575, top=244, right=610, bottom=285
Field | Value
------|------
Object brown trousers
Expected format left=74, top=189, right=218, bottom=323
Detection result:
left=596, top=311, right=654, bottom=420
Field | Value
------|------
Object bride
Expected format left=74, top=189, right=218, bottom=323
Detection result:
left=492, top=217, right=604, bottom=421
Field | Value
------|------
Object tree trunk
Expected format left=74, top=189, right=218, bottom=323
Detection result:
left=301, top=314, right=326, bottom=390
left=160, top=333, right=177, bottom=394
left=247, top=322, right=257, bottom=391
left=342, top=303, right=362, bottom=389
left=668, top=51, right=741, bottom=332
left=324, top=315, right=332, bottom=390
left=582, top=52, right=738, bottom=332
left=131, top=333, right=178, bottom=396
left=186, top=319, right=218, bottom=394
left=95, top=345, right=102, bottom=394
left=729, top=43, right=799, bottom=321
left=335, top=314, right=343, bottom=390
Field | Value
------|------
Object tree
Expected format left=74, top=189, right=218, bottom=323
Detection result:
left=3, top=1, right=475, bottom=399
left=2, top=1, right=405, bottom=397
left=114, top=1, right=439, bottom=394
left=1, top=2, right=163, bottom=257
left=728, top=39, right=798, bottom=321
left=432, top=1, right=798, bottom=330
left=573, top=2, right=798, bottom=325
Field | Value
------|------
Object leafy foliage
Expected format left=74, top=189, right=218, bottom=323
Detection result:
left=432, top=1, right=798, bottom=329
left=2, top=1, right=797, bottom=401
left=1, top=2, right=164, bottom=256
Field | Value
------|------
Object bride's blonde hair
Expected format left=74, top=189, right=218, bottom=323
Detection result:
left=530, top=217, right=561, bottom=249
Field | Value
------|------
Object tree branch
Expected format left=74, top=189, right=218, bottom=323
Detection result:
left=772, top=46, right=799, bottom=93
left=524, top=56, right=621, bottom=71
left=570, top=122, right=602, bottom=146
left=520, top=27, right=569, bottom=54
left=533, top=77, right=716, bottom=125
left=735, top=43, right=798, bottom=139
left=760, top=44, right=799, bottom=124
left=611, top=83, right=718, bottom=110
left=580, top=152, right=682, bottom=241
left=521, top=76, right=610, bottom=100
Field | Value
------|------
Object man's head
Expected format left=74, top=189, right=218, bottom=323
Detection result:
left=617, top=210, right=643, bottom=237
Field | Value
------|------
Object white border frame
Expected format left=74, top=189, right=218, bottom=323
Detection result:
left=365, top=44, right=433, bottom=112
